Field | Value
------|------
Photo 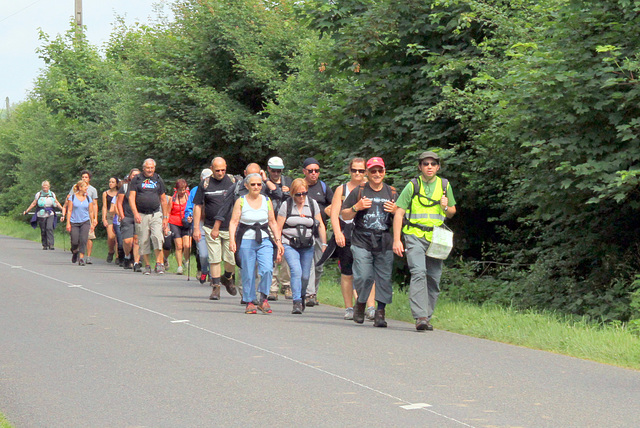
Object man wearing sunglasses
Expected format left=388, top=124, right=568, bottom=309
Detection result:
left=393, top=151, right=457, bottom=331
left=193, top=157, right=238, bottom=300
left=341, top=157, right=398, bottom=327
left=265, top=156, right=293, bottom=300
left=302, top=157, right=333, bottom=307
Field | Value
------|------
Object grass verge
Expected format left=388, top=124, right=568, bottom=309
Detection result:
left=0, top=413, right=13, bottom=428
left=2, top=216, right=639, bottom=371
left=317, top=261, right=640, bottom=371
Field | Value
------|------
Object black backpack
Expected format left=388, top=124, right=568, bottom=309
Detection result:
left=403, top=177, right=448, bottom=232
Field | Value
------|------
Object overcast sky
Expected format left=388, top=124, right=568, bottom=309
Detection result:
left=1, top=0, right=172, bottom=106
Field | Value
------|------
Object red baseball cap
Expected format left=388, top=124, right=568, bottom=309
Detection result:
left=366, top=157, right=385, bottom=169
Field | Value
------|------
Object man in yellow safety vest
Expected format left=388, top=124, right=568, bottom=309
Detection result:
left=393, top=151, right=457, bottom=331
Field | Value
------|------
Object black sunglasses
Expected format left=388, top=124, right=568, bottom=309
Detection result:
left=350, top=168, right=366, bottom=174
left=305, top=168, right=320, bottom=174
left=421, top=161, right=439, bottom=167
left=294, top=191, right=308, bottom=197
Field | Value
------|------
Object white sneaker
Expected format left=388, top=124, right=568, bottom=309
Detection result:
left=176, top=266, right=183, bottom=275
left=344, top=307, right=354, bottom=320
left=365, top=306, right=375, bottom=321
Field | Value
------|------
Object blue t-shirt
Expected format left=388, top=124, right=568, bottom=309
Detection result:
left=69, top=194, right=92, bottom=224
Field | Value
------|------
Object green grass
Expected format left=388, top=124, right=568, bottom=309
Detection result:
left=2, top=216, right=639, bottom=371
left=0, top=412, right=13, bottom=428
left=317, top=261, right=640, bottom=371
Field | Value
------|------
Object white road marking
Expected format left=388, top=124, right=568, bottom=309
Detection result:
left=170, top=320, right=190, bottom=323
left=402, top=403, right=432, bottom=410
left=1, top=262, right=476, bottom=428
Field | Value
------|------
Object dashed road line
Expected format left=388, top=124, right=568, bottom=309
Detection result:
left=2, top=262, right=476, bottom=427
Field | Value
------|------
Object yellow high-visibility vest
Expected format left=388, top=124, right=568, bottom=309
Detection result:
left=402, top=176, right=446, bottom=241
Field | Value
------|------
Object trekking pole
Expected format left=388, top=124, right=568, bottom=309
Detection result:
left=57, top=211, right=66, bottom=252
left=187, top=224, right=192, bottom=281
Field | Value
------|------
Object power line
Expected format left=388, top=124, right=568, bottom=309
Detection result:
left=0, top=0, right=48, bottom=24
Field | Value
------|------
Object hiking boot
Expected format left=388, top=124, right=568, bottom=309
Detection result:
left=199, top=272, right=207, bottom=284
left=133, top=262, right=142, bottom=272
left=221, top=274, right=237, bottom=296
left=48, top=247, right=55, bottom=250
left=365, top=306, right=375, bottom=321
left=42, top=246, right=48, bottom=250
left=268, top=290, right=278, bottom=301
left=176, top=266, right=183, bottom=275
left=209, top=284, right=221, bottom=300
left=373, top=309, right=387, bottom=328
left=344, top=307, right=354, bottom=320
left=416, top=317, right=433, bottom=331
left=123, top=258, right=132, bottom=269
left=353, top=302, right=366, bottom=324
left=71, top=252, right=78, bottom=264
left=106, top=252, right=114, bottom=263
left=78, top=258, right=85, bottom=266
left=85, top=257, right=92, bottom=265
left=305, top=295, right=317, bottom=307
left=245, top=302, right=257, bottom=314
left=291, top=302, right=303, bottom=314
left=155, top=263, right=165, bottom=274
left=258, top=299, right=272, bottom=314
left=283, top=285, right=293, bottom=300
left=143, top=265, right=151, bottom=275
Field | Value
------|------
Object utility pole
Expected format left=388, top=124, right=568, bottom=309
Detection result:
left=75, top=0, right=82, bottom=27
left=5, top=97, right=9, bottom=119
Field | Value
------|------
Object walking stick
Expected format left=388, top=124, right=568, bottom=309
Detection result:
left=57, top=211, right=66, bottom=251
left=187, top=223, right=192, bottom=281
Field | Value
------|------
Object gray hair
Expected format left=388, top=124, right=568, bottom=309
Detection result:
left=41, top=180, right=50, bottom=187
left=244, top=173, right=262, bottom=187
left=143, top=158, right=156, bottom=167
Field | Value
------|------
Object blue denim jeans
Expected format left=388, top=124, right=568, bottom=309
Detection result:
left=196, top=222, right=209, bottom=275
left=238, top=239, right=274, bottom=303
left=283, top=244, right=315, bottom=303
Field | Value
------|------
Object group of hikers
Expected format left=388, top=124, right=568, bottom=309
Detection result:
left=23, top=151, right=456, bottom=331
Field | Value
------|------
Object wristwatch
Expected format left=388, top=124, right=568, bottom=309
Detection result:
left=444, top=206, right=449, bottom=212
left=351, top=206, right=358, bottom=212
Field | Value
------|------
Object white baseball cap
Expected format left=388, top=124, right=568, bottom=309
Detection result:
left=268, top=157, right=285, bottom=169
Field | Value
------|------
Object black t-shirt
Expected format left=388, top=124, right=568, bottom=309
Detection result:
left=343, top=183, right=396, bottom=252
left=266, top=175, right=291, bottom=214
left=194, top=175, right=235, bottom=229
left=130, top=173, right=167, bottom=214
left=118, top=183, right=134, bottom=218
left=307, top=180, right=334, bottom=226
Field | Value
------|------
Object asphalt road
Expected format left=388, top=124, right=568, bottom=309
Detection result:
left=1, top=235, right=639, bottom=427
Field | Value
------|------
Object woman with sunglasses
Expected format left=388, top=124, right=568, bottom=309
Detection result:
left=277, top=178, right=327, bottom=314
left=329, top=158, right=377, bottom=320
left=229, top=173, right=284, bottom=314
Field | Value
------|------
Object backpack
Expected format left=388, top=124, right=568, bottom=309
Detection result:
left=201, top=174, right=236, bottom=219
left=203, top=173, right=236, bottom=191
left=403, top=177, right=448, bottom=232
left=353, top=183, right=398, bottom=205
left=285, top=198, right=318, bottom=248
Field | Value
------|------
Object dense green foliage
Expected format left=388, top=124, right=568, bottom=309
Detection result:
left=2, top=0, right=640, bottom=325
